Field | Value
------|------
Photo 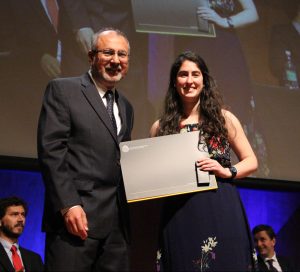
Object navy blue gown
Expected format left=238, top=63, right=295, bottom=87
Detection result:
left=157, top=124, right=257, bottom=271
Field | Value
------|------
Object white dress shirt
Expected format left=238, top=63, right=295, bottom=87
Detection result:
left=0, top=237, right=25, bottom=270
left=88, top=70, right=122, bottom=134
left=264, top=253, right=282, bottom=272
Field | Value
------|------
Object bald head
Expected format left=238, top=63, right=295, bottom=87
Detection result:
left=91, top=28, right=130, bottom=54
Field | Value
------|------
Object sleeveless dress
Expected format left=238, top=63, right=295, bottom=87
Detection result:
left=156, top=124, right=257, bottom=271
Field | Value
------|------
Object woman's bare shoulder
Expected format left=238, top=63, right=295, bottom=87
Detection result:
left=149, top=120, right=160, bottom=137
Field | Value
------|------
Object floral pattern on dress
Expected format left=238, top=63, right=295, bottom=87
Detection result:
left=252, top=248, right=258, bottom=271
left=193, top=237, right=218, bottom=271
left=209, top=0, right=235, bottom=17
left=207, top=135, right=231, bottom=168
left=180, top=124, right=231, bottom=168
left=156, top=250, right=162, bottom=271
left=179, top=123, right=200, bottom=133
left=156, top=125, right=236, bottom=271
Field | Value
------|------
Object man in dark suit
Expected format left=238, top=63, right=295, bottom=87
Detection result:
left=38, top=27, right=134, bottom=271
left=0, top=196, right=44, bottom=272
left=3, top=0, right=88, bottom=81
left=252, top=224, right=295, bottom=272
left=0, top=0, right=88, bottom=158
left=60, top=0, right=153, bottom=139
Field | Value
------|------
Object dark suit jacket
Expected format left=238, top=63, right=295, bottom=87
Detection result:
left=257, top=255, right=295, bottom=272
left=4, top=0, right=87, bottom=82
left=0, top=243, right=44, bottom=272
left=37, top=73, right=134, bottom=240
left=61, top=0, right=133, bottom=36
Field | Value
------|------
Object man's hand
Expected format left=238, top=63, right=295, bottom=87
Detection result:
left=64, top=206, right=88, bottom=240
left=76, top=27, right=94, bottom=54
left=40, top=53, right=61, bottom=78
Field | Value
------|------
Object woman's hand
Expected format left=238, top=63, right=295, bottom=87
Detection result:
left=197, top=7, right=227, bottom=28
left=196, top=157, right=231, bottom=178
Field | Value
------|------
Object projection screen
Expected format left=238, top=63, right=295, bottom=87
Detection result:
left=0, top=0, right=299, bottom=182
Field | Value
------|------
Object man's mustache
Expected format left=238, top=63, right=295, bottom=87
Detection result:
left=106, top=64, right=122, bottom=71
left=14, top=223, right=24, bottom=228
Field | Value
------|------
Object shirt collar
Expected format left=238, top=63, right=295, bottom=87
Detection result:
left=264, top=252, right=278, bottom=262
left=88, top=70, right=115, bottom=98
left=0, top=237, right=19, bottom=251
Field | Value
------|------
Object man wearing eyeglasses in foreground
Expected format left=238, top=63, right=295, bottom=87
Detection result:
left=37, top=27, right=134, bottom=271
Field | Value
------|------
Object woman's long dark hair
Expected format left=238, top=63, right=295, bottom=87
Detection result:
left=157, top=51, right=228, bottom=145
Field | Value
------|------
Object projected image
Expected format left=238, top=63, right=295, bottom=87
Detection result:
left=0, top=0, right=152, bottom=156
left=131, top=0, right=216, bottom=37
left=1, top=0, right=300, bottom=182
left=239, top=0, right=300, bottom=180
left=269, top=3, right=300, bottom=89
left=146, top=0, right=271, bottom=177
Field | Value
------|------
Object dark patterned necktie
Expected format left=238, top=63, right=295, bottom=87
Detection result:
left=105, top=90, right=117, bottom=133
left=266, top=259, right=278, bottom=272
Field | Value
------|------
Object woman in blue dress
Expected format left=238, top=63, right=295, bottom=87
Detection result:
left=150, top=51, right=258, bottom=271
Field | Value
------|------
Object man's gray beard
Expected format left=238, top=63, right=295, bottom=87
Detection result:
left=91, top=66, right=123, bottom=84
left=102, top=71, right=123, bottom=83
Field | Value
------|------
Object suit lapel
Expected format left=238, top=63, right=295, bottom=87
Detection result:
left=115, top=90, right=127, bottom=142
left=257, top=256, right=269, bottom=272
left=277, top=256, right=287, bottom=271
left=80, top=74, right=119, bottom=144
left=0, top=243, right=14, bottom=272
left=19, top=247, right=32, bottom=272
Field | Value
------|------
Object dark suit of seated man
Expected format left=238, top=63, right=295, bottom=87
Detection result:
left=0, top=196, right=44, bottom=272
left=252, top=224, right=295, bottom=272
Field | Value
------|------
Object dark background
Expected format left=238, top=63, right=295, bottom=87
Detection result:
left=0, top=0, right=300, bottom=270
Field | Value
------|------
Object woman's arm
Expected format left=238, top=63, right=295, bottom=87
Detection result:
left=229, top=0, right=259, bottom=28
left=197, top=0, right=258, bottom=28
left=149, top=120, right=160, bottom=137
left=225, top=110, right=258, bottom=178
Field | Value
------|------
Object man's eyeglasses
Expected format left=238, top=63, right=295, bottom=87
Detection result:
left=93, top=49, right=129, bottom=60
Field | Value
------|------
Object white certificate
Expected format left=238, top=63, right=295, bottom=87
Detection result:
left=120, top=131, right=218, bottom=202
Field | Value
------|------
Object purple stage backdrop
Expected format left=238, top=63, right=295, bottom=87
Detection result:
left=0, top=169, right=299, bottom=269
